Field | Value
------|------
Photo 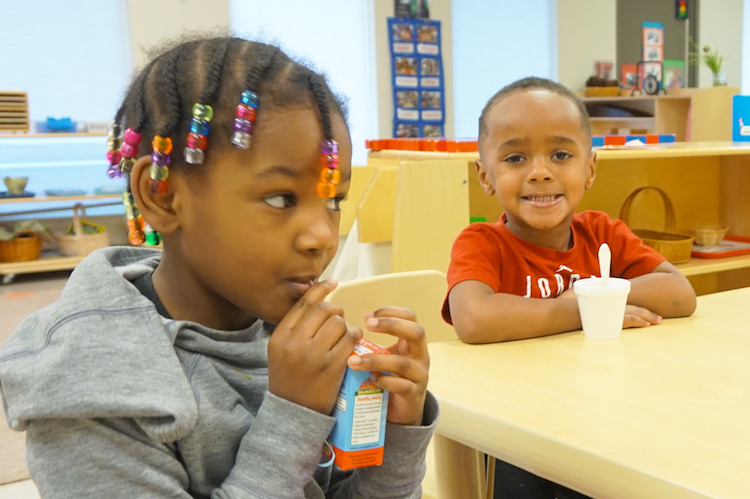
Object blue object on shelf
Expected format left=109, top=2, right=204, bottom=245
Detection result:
left=43, top=117, right=77, bottom=133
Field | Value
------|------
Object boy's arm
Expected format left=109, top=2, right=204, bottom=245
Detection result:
left=448, top=279, right=583, bottom=343
left=625, top=260, right=697, bottom=321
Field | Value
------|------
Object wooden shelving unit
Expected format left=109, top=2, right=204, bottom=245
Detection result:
left=0, top=194, right=122, bottom=284
left=582, top=86, right=739, bottom=141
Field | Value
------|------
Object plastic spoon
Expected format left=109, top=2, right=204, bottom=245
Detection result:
left=598, top=243, right=611, bottom=287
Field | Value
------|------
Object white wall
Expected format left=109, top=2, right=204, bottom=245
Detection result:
left=451, top=0, right=557, bottom=138
left=126, top=0, right=230, bottom=70
left=557, top=0, right=617, bottom=92
left=743, top=0, right=750, bottom=93
left=230, top=0, right=377, bottom=166
left=698, top=0, right=744, bottom=88
left=0, top=0, right=132, bottom=125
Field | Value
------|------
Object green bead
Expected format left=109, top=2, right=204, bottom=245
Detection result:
left=145, top=231, right=161, bottom=245
left=192, top=103, right=214, bottom=122
left=150, top=164, right=169, bottom=181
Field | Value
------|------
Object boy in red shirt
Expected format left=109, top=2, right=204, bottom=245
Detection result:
left=443, top=77, right=696, bottom=344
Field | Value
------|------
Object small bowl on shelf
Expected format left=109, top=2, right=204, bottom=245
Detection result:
left=584, top=86, right=620, bottom=97
left=3, top=176, right=28, bottom=194
left=691, top=225, right=729, bottom=247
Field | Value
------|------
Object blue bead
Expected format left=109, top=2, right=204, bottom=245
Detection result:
left=241, top=90, right=259, bottom=108
left=190, top=118, right=210, bottom=135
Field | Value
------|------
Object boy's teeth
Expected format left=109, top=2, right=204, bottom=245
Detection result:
left=528, top=195, right=557, bottom=202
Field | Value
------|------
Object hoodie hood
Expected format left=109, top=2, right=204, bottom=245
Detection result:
left=0, top=246, right=198, bottom=442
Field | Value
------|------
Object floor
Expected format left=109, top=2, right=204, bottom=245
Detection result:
left=0, top=270, right=69, bottom=498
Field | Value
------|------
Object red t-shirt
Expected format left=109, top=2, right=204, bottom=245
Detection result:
left=442, top=210, right=665, bottom=324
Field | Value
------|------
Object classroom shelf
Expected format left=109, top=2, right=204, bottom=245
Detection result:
left=676, top=254, right=750, bottom=277
left=0, top=253, right=85, bottom=284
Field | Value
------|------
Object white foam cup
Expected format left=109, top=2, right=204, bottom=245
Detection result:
left=573, top=277, right=631, bottom=339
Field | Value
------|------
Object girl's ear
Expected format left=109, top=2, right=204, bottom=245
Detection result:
left=129, top=155, right=180, bottom=235
left=584, top=151, right=597, bottom=190
left=475, top=159, right=496, bottom=196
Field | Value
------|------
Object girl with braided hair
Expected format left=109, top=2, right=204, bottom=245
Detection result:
left=0, top=37, right=436, bottom=498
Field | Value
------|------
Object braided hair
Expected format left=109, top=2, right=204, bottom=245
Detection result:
left=113, top=37, right=348, bottom=175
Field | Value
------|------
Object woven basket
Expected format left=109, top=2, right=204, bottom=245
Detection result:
left=619, top=187, right=694, bottom=264
left=0, top=231, right=42, bottom=262
left=55, top=204, right=109, bottom=256
left=691, top=225, right=729, bottom=247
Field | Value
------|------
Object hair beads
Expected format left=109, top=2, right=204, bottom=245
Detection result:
left=123, top=191, right=145, bottom=245
left=184, top=103, right=213, bottom=164
left=106, top=124, right=123, bottom=178
left=150, top=135, right=172, bottom=194
left=231, top=90, right=258, bottom=149
left=317, top=139, right=340, bottom=198
left=119, top=128, right=142, bottom=175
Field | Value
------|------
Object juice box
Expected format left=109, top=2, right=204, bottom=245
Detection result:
left=328, top=338, right=390, bottom=470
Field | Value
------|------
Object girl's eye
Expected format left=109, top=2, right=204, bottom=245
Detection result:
left=326, top=195, right=347, bottom=211
left=265, top=194, right=296, bottom=209
left=552, top=151, right=572, bottom=160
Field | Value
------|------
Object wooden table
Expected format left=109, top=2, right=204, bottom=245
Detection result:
left=428, top=287, right=750, bottom=499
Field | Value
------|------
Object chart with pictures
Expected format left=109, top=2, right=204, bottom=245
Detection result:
left=388, top=17, right=445, bottom=138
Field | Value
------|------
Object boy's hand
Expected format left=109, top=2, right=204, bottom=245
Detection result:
left=346, top=307, right=429, bottom=427
left=268, top=280, right=362, bottom=415
left=624, top=304, right=662, bottom=328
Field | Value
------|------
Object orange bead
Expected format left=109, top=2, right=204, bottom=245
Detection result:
left=152, top=135, right=173, bottom=154
left=316, top=181, right=336, bottom=198
left=320, top=168, right=341, bottom=184
left=128, top=230, right=145, bottom=246
left=149, top=179, right=168, bottom=194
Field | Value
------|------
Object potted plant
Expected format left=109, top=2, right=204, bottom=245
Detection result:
left=690, top=42, right=726, bottom=86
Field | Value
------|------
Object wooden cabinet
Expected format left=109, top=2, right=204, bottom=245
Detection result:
left=583, top=86, right=739, bottom=141
left=359, top=142, right=750, bottom=295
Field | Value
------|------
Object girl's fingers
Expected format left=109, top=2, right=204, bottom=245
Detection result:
left=368, top=372, right=421, bottom=396
left=348, top=353, right=427, bottom=383
left=276, top=280, right=343, bottom=341
left=365, top=313, right=427, bottom=356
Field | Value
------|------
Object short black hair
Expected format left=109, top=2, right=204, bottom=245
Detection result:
left=477, top=76, right=591, bottom=150
left=114, top=36, right=349, bottom=172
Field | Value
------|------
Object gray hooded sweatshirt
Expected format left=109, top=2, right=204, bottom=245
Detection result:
left=0, top=247, right=438, bottom=498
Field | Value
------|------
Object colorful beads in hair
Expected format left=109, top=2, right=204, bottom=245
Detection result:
left=106, top=124, right=123, bottom=178
left=184, top=103, right=213, bottom=164
left=230, top=90, right=258, bottom=149
left=150, top=135, right=172, bottom=194
left=119, top=128, right=141, bottom=175
left=316, top=139, right=340, bottom=198
left=123, top=191, right=145, bottom=245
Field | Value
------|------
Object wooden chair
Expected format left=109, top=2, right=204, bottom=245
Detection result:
left=326, top=269, right=456, bottom=499
left=326, top=269, right=456, bottom=346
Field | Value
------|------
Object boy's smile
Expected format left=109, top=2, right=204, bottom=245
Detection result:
left=476, top=89, right=596, bottom=251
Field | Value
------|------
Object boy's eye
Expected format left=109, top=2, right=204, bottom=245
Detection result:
left=265, top=194, right=296, bottom=209
left=504, top=154, right=525, bottom=164
left=326, top=195, right=347, bottom=211
left=552, top=151, right=572, bottom=160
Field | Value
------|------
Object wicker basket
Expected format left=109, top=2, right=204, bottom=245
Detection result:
left=0, top=231, right=42, bottom=262
left=619, top=187, right=694, bottom=264
left=691, top=225, right=729, bottom=247
left=55, top=204, right=109, bottom=256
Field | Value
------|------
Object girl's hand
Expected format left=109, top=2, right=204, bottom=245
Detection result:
left=346, top=307, right=429, bottom=427
left=624, top=304, right=662, bottom=328
left=268, top=280, right=362, bottom=415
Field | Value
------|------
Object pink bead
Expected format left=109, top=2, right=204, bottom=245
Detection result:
left=120, top=143, right=137, bottom=158
left=236, top=104, right=256, bottom=121
left=107, top=150, right=122, bottom=165
left=123, top=128, right=142, bottom=146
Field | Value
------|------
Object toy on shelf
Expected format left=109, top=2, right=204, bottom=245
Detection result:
left=366, top=137, right=477, bottom=153
left=591, top=134, right=675, bottom=147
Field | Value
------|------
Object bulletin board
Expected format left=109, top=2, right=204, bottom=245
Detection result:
left=387, top=17, right=445, bottom=138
